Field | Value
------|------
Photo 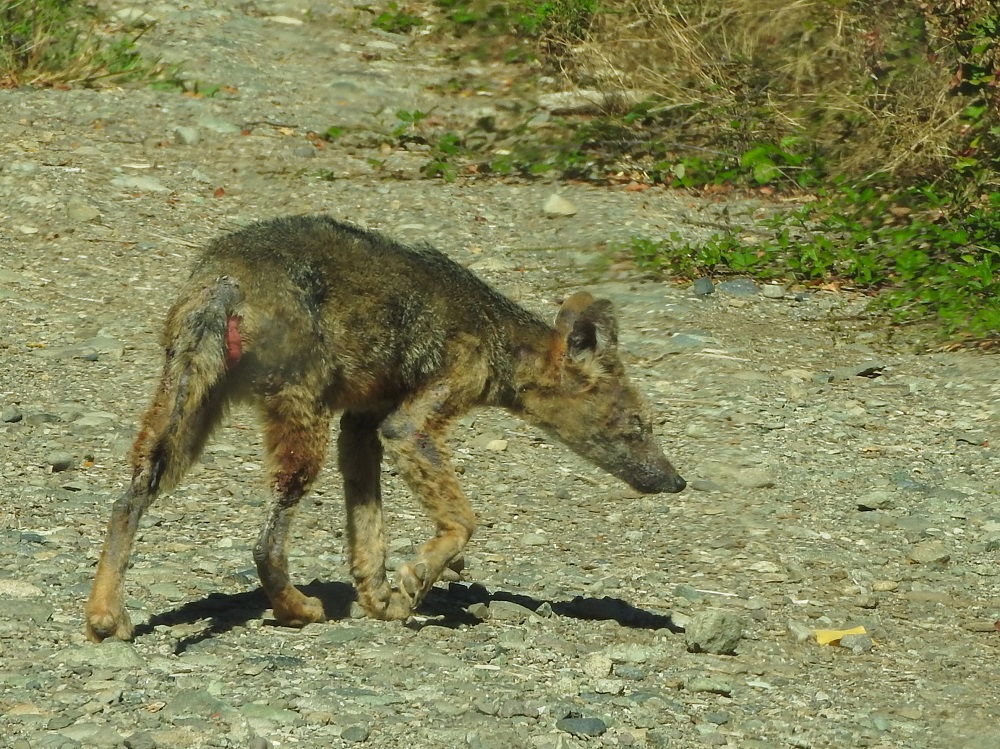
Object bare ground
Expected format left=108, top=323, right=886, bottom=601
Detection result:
left=1, top=3, right=999, bottom=748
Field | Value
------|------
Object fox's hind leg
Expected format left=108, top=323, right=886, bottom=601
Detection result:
left=86, top=342, right=230, bottom=640
left=254, top=389, right=331, bottom=628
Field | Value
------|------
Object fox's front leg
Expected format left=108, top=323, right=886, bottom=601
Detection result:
left=339, top=410, right=411, bottom=620
left=376, top=398, right=476, bottom=616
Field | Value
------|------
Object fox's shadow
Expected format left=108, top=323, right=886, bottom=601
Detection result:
left=134, top=580, right=681, bottom=653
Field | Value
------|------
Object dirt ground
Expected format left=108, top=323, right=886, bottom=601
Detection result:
left=1, top=2, right=999, bottom=748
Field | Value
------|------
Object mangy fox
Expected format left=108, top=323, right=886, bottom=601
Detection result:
left=85, top=214, right=686, bottom=642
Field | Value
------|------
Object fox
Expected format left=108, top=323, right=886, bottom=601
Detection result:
left=84, top=214, right=686, bottom=642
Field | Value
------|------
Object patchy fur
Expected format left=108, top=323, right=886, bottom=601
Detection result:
left=85, top=215, right=685, bottom=642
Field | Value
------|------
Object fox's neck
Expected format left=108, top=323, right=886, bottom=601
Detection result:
left=488, top=314, right=559, bottom=413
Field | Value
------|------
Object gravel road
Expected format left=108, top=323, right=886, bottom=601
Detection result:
left=2, top=2, right=999, bottom=748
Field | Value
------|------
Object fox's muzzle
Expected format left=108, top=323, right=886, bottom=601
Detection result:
left=629, top=470, right=686, bottom=494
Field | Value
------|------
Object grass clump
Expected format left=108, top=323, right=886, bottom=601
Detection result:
left=1, top=0, right=164, bottom=88
left=622, top=185, right=1000, bottom=341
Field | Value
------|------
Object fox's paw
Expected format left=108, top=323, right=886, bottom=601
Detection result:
left=394, top=560, right=436, bottom=608
left=85, top=600, right=135, bottom=642
left=271, top=589, right=325, bottom=628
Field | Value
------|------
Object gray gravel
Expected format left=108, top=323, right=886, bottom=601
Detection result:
left=2, top=2, right=1000, bottom=748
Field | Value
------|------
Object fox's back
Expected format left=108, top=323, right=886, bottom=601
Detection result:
left=181, top=215, right=541, bottom=408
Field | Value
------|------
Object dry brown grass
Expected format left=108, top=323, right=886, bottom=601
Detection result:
left=550, top=0, right=994, bottom=181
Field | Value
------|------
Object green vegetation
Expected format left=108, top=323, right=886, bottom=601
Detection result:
left=620, top=185, right=1000, bottom=339
left=361, top=0, right=999, bottom=342
left=372, top=2, right=424, bottom=34
left=0, top=0, right=165, bottom=87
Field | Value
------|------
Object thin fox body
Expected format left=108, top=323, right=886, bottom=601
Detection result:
left=85, top=214, right=685, bottom=642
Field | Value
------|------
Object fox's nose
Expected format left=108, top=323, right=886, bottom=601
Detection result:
left=632, top=470, right=686, bottom=494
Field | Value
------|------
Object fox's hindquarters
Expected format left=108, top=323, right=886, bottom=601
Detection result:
left=85, top=277, right=242, bottom=642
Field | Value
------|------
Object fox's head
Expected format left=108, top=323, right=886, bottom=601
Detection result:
left=515, top=292, right=685, bottom=494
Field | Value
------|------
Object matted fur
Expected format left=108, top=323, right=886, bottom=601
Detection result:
left=85, top=215, right=685, bottom=642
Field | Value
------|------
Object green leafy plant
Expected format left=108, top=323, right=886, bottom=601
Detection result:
left=621, top=184, right=1000, bottom=340
left=372, top=3, right=423, bottom=34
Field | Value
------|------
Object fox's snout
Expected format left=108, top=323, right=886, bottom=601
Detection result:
left=630, top=471, right=686, bottom=494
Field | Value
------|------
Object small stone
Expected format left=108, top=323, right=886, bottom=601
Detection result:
left=857, top=490, right=896, bottom=511
left=736, top=467, right=775, bottom=489
left=556, top=716, right=607, bottom=737
left=716, top=278, right=758, bottom=297
left=111, top=175, right=170, bottom=193
left=114, top=8, right=157, bottom=27
left=692, top=277, right=715, bottom=296
left=173, top=127, right=201, bottom=146
left=521, top=532, right=547, bottom=546
left=488, top=600, right=536, bottom=622
left=838, top=633, right=874, bottom=653
left=594, top=679, right=625, bottom=695
left=675, top=584, right=703, bottom=602
left=124, top=732, right=157, bottom=749
left=705, top=711, right=731, bottom=725
left=467, top=602, right=490, bottom=620
left=47, top=450, right=75, bottom=472
left=906, top=541, right=950, bottom=564
left=684, top=677, right=733, bottom=696
left=760, top=284, right=786, bottom=299
left=786, top=620, right=813, bottom=643
left=486, top=439, right=508, bottom=451
left=831, top=360, right=886, bottom=380
left=197, top=116, right=241, bottom=134
left=1, top=404, right=22, bottom=422
left=341, top=724, right=371, bottom=743
left=685, top=610, right=745, bottom=655
left=66, top=197, right=101, bottom=222
left=9, top=160, right=39, bottom=174
left=582, top=653, right=612, bottom=679
left=543, top=194, right=577, bottom=216
left=538, top=90, right=604, bottom=114
left=64, top=640, right=145, bottom=670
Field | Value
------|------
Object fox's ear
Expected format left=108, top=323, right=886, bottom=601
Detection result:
left=555, top=292, right=619, bottom=360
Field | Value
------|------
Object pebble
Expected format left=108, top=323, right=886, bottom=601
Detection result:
left=111, top=175, right=170, bottom=193
left=488, top=600, right=537, bottom=622
left=114, top=8, right=157, bottom=27
left=857, top=490, right=896, bottom=511
left=555, top=716, right=607, bottom=737
left=124, top=732, right=157, bottom=749
left=692, top=277, right=715, bottom=296
left=63, top=641, right=145, bottom=670
left=173, top=126, right=201, bottom=146
left=831, top=360, right=886, bottom=380
left=196, top=116, right=241, bottom=134
left=760, top=283, right=786, bottom=299
left=906, top=541, right=950, bottom=564
left=47, top=451, right=75, bottom=472
left=716, top=278, right=758, bottom=296
left=543, top=194, right=577, bottom=216
left=66, top=197, right=101, bottom=222
left=838, top=633, right=874, bottom=653
left=684, top=677, right=733, bottom=696
left=341, top=724, right=371, bottom=742
left=1, top=404, right=23, bottom=422
left=582, top=653, right=613, bottom=678
left=685, top=610, right=745, bottom=655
